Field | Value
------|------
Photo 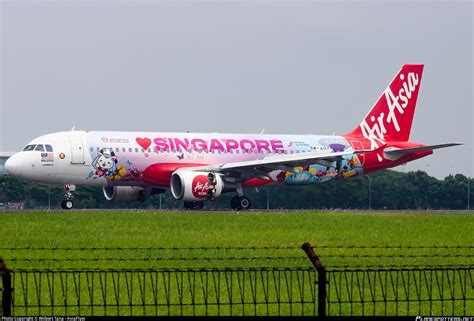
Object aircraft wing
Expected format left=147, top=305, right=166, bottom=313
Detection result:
left=183, top=149, right=370, bottom=178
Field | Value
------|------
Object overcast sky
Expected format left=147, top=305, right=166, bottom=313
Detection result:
left=1, top=0, right=472, bottom=179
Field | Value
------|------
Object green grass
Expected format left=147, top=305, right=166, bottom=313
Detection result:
left=1, top=210, right=473, bottom=247
left=1, top=210, right=473, bottom=269
left=0, top=210, right=473, bottom=316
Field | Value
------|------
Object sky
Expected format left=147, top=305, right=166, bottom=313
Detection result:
left=0, top=0, right=472, bottom=179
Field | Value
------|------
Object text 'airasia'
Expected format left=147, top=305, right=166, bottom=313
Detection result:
left=5, top=65, right=461, bottom=210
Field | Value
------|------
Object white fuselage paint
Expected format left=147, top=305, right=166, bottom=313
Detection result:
left=6, top=131, right=362, bottom=187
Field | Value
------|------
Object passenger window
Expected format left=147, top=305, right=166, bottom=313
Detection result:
left=23, top=145, right=36, bottom=151
left=35, top=145, right=45, bottom=152
left=45, top=145, right=53, bottom=152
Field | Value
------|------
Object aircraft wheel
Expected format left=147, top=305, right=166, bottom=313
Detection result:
left=61, top=199, right=74, bottom=210
left=236, top=196, right=251, bottom=211
left=230, top=196, right=240, bottom=210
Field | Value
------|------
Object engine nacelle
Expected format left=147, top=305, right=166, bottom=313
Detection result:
left=103, top=186, right=148, bottom=202
left=170, top=171, right=224, bottom=201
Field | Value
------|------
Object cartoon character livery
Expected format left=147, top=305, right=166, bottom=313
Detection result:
left=5, top=64, right=462, bottom=210
left=88, top=149, right=117, bottom=179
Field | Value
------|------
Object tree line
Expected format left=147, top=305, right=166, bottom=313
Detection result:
left=0, top=170, right=471, bottom=210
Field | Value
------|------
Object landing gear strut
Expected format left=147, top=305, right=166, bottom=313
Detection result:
left=230, top=195, right=251, bottom=211
left=184, top=201, right=204, bottom=210
left=61, top=184, right=76, bottom=210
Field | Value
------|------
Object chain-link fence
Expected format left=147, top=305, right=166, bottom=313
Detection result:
left=1, top=244, right=472, bottom=316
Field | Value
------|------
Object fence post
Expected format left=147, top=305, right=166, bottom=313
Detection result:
left=0, top=258, right=12, bottom=316
left=302, top=243, right=326, bottom=317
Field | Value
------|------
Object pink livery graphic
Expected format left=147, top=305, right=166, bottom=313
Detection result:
left=4, top=64, right=462, bottom=210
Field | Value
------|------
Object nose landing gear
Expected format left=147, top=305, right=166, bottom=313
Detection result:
left=61, top=184, right=76, bottom=209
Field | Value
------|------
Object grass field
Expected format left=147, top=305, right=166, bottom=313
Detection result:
left=1, top=210, right=473, bottom=268
left=0, top=210, right=473, bottom=316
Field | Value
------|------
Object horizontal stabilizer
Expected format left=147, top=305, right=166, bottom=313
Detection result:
left=384, top=143, right=462, bottom=161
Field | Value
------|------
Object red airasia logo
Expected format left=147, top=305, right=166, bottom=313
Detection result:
left=59, top=153, right=66, bottom=159
left=192, top=175, right=210, bottom=199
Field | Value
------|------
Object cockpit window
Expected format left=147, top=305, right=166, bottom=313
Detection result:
left=45, top=144, right=53, bottom=152
left=23, top=144, right=36, bottom=151
left=35, top=144, right=45, bottom=152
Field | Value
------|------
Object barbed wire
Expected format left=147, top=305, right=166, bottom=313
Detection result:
left=6, top=256, right=308, bottom=262
left=319, top=254, right=474, bottom=258
left=0, top=246, right=300, bottom=251
left=1, top=245, right=473, bottom=251
left=5, top=253, right=474, bottom=263
left=7, top=265, right=474, bottom=273
left=7, top=267, right=316, bottom=273
left=326, top=263, right=474, bottom=269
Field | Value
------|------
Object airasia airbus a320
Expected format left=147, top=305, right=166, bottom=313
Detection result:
left=5, top=65, right=461, bottom=210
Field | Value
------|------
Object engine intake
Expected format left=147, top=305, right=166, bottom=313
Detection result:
left=170, top=171, right=224, bottom=201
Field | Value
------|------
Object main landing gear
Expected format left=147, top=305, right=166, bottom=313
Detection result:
left=230, top=195, right=251, bottom=211
left=184, top=201, right=204, bottom=210
left=61, top=184, right=76, bottom=210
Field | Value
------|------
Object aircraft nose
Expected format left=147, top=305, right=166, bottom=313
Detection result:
left=4, top=153, right=23, bottom=177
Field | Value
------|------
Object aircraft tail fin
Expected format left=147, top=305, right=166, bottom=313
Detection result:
left=346, top=64, right=424, bottom=146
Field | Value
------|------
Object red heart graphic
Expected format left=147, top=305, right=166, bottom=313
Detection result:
left=136, top=137, right=151, bottom=150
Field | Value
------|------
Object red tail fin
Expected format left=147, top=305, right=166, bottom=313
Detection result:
left=346, top=64, right=424, bottom=149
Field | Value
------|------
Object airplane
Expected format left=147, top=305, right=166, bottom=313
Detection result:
left=4, top=64, right=461, bottom=210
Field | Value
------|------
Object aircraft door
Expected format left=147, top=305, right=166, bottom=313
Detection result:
left=350, top=140, right=365, bottom=165
left=69, top=136, right=85, bottom=164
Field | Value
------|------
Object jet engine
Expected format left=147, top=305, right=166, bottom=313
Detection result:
left=103, top=186, right=148, bottom=202
left=170, top=171, right=224, bottom=201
